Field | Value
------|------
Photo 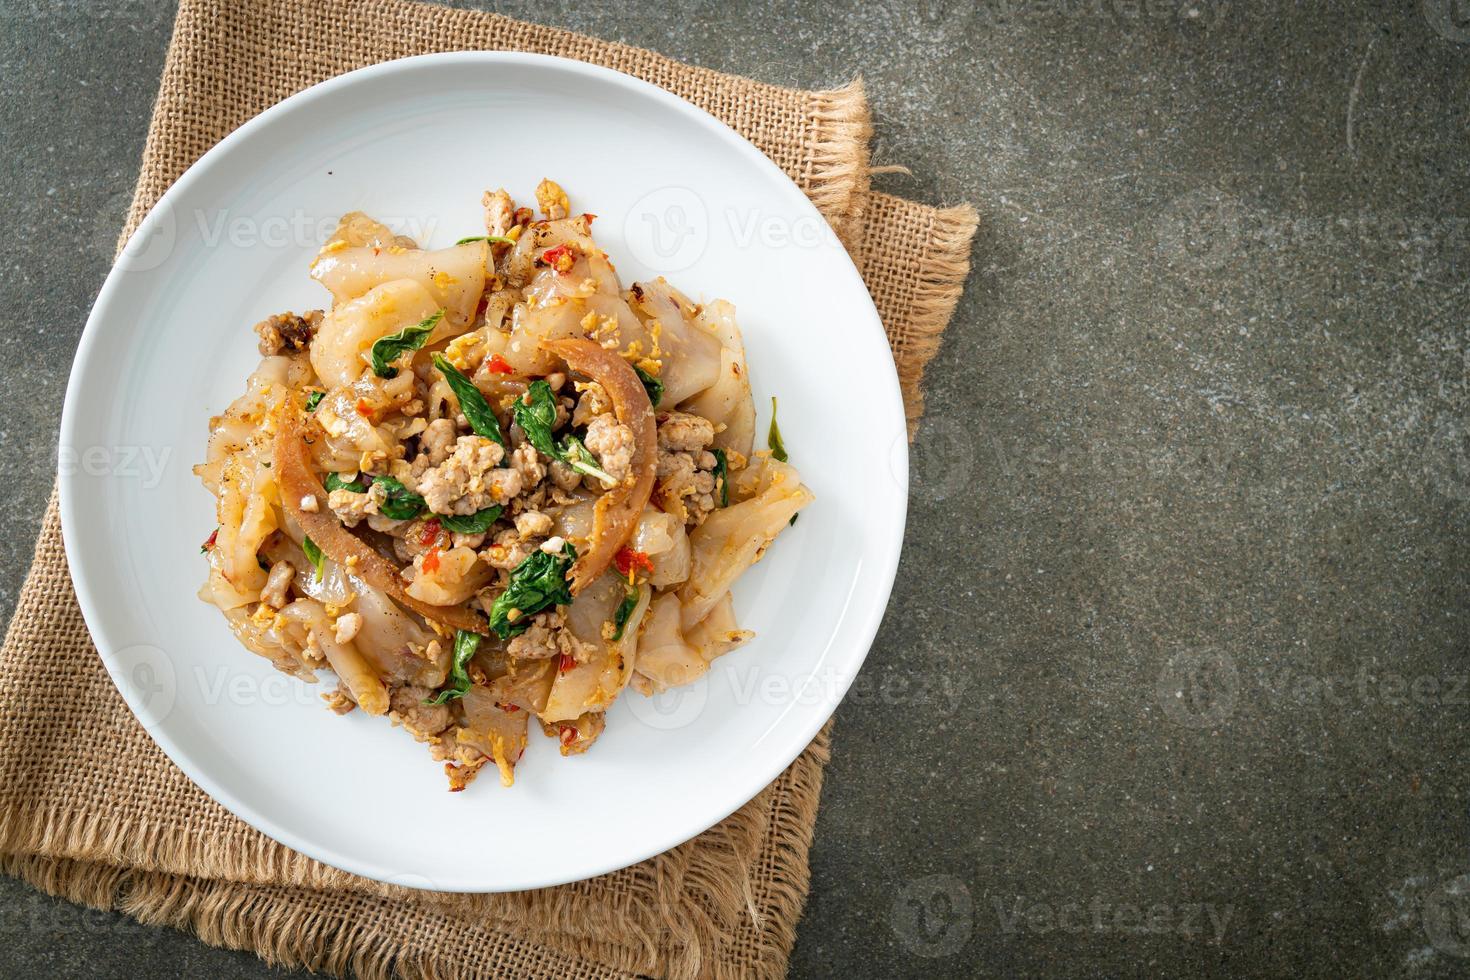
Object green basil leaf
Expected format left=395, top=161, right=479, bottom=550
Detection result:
left=425, top=630, right=482, bottom=705
left=513, top=381, right=616, bottom=484
left=711, top=448, right=729, bottom=507
left=370, top=475, right=427, bottom=521
left=304, top=390, right=325, bottom=412
left=611, top=584, right=639, bottom=642
left=431, top=354, right=507, bottom=449
left=511, top=379, right=561, bottom=460
left=455, top=235, right=514, bottom=245
left=437, top=505, right=503, bottom=534
left=558, top=433, right=615, bottom=486
left=767, top=395, right=788, bottom=463
left=370, top=309, right=444, bottom=378
left=324, top=471, right=366, bottom=494
left=487, top=541, right=577, bottom=640
left=633, top=364, right=663, bottom=407
left=789, top=513, right=799, bottom=526
left=301, top=534, right=325, bottom=582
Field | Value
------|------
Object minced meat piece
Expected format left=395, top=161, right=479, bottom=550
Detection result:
left=482, top=188, right=514, bottom=238
left=656, top=411, right=715, bottom=452
left=536, top=178, right=570, bottom=220
left=505, top=610, right=596, bottom=663
left=322, top=687, right=356, bottom=715
left=508, top=441, right=546, bottom=489
left=584, top=414, right=636, bottom=484
left=655, top=450, right=718, bottom=526
left=259, top=560, right=295, bottom=609
left=506, top=611, right=562, bottom=659
left=417, top=436, right=521, bottom=515
left=327, top=479, right=388, bottom=528
left=389, top=686, right=453, bottom=741
left=254, top=310, right=322, bottom=356
left=514, top=510, right=553, bottom=537
left=548, top=460, right=582, bottom=491
left=480, top=524, right=542, bottom=571
left=419, top=418, right=459, bottom=465
left=328, top=479, right=386, bottom=524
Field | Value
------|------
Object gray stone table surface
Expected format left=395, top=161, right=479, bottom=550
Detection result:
left=2, top=0, right=1468, bottom=976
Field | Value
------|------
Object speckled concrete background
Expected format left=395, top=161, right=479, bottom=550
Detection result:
left=2, top=1, right=1469, bottom=976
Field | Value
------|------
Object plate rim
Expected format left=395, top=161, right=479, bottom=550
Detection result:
left=59, top=50, right=908, bottom=892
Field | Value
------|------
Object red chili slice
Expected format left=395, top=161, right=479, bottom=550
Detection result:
left=538, top=243, right=577, bottom=274
left=486, top=354, right=514, bottom=375
left=614, top=547, right=654, bottom=577
left=419, top=518, right=442, bottom=547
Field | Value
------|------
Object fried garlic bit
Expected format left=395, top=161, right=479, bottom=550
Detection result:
left=535, top=178, right=570, bottom=220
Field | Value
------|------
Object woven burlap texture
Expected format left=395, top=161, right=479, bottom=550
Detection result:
left=0, top=1, right=979, bottom=978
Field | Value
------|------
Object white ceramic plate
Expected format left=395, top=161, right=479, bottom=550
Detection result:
left=61, top=52, right=906, bottom=892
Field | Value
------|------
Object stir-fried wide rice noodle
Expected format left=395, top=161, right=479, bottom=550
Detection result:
left=681, top=299, right=755, bottom=456
left=311, top=241, right=489, bottom=327
left=634, top=591, right=752, bottom=693
left=628, top=278, right=723, bottom=405
left=678, top=457, right=812, bottom=629
left=195, top=182, right=810, bottom=791
left=309, top=279, right=443, bottom=390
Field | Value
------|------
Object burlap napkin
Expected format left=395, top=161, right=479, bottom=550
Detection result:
left=0, top=1, right=977, bottom=977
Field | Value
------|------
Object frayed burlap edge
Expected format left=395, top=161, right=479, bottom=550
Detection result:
left=736, top=722, right=833, bottom=977
left=804, top=78, right=873, bottom=247
left=1, top=854, right=613, bottom=980
left=899, top=203, right=980, bottom=436
left=0, top=717, right=834, bottom=980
